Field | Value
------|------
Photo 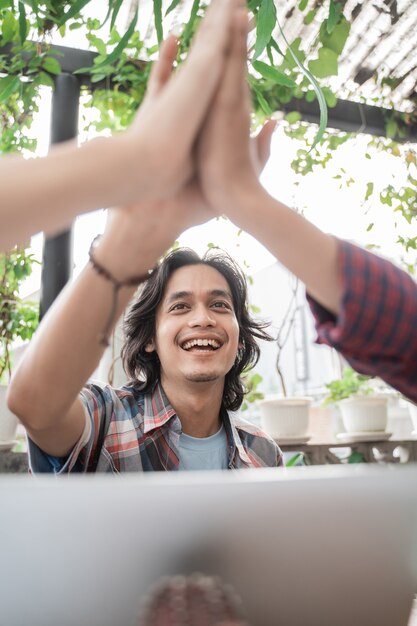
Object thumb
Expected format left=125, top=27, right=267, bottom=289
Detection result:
left=145, top=35, right=179, bottom=99
left=254, top=118, right=276, bottom=172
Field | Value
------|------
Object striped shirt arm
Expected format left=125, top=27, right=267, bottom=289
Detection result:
left=28, top=382, right=114, bottom=474
left=307, top=239, right=417, bottom=402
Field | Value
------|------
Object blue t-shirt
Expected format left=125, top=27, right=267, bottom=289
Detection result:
left=178, top=424, right=229, bottom=470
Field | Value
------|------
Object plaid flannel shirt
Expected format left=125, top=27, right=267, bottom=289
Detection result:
left=29, top=381, right=283, bottom=473
left=308, top=238, right=417, bottom=403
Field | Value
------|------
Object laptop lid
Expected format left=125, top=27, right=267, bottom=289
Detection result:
left=0, top=464, right=416, bottom=626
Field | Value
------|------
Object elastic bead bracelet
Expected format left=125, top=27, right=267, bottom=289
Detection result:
left=88, top=235, right=153, bottom=347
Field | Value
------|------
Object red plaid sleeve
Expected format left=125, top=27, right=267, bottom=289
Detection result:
left=307, top=239, right=417, bottom=403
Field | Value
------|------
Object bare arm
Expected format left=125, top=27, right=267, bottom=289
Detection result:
left=7, top=194, right=212, bottom=457
left=197, top=11, right=342, bottom=315
left=217, top=186, right=341, bottom=315
left=1, top=0, right=241, bottom=252
left=1, top=135, right=140, bottom=251
left=6, top=0, right=244, bottom=456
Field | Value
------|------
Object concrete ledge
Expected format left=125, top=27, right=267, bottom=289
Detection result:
left=0, top=451, right=28, bottom=473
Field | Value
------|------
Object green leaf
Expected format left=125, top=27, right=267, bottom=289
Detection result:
left=303, top=9, right=316, bottom=25
left=0, top=75, right=20, bottom=103
left=252, top=84, right=272, bottom=115
left=298, top=0, right=308, bottom=11
left=365, top=182, right=374, bottom=201
left=285, top=111, right=301, bottom=124
left=286, top=453, right=303, bottom=467
left=21, top=0, right=37, bottom=10
left=280, top=37, right=305, bottom=71
left=87, top=33, right=107, bottom=55
left=90, top=73, right=107, bottom=83
left=58, top=0, right=92, bottom=26
left=99, top=0, right=123, bottom=29
left=319, top=16, right=350, bottom=55
left=36, top=71, right=55, bottom=88
left=166, top=0, right=181, bottom=15
left=182, top=0, right=200, bottom=45
left=308, top=47, right=338, bottom=78
left=277, top=20, right=328, bottom=150
left=326, top=0, right=342, bottom=34
left=94, top=10, right=138, bottom=69
left=366, top=222, right=374, bottom=232
left=254, top=0, right=277, bottom=60
left=0, top=0, right=13, bottom=8
left=42, top=56, right=61, bottom=75
left=269, top=36, right=283, bottom=56
left=18, top=1, right=27, bottom=43
left=386, top=118, right=398, bottom=138
left=348, top=451, right=364, bottom=464
left=153, top=0, right=163, bottom=44
left=110, top=0, right=124, bottom=30
left=252, top=60, right=296, bottom=87
left=322, top=86, right=337, bottom=107
left=1, top=11, right=17, bottom=43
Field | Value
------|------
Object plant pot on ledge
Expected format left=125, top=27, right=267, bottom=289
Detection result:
left=339, top=395, right=388, bottom=433
left=0, top=384, right=19, bottom=447
left=258, top=396, right=311, bottom=440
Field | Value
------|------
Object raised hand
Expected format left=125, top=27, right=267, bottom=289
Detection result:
left=197, top=9, right=275, bottom=215
left=122, top=0, right=246, bottom=205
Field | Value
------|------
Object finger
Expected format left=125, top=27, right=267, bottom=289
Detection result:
left=255, top=119, right=277, bottom=171
left=156, top=0, right=245, bottom=144
left=146, top=35, right=178, bottom=99
left=216, top=7, right=250, bottom=108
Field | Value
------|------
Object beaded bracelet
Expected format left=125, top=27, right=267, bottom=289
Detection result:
left=88, top=235, right=153, bottom=347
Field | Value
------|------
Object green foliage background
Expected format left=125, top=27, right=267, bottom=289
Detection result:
left=0, top=0, right=416, bottom=387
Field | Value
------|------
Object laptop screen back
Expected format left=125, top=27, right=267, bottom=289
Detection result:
left=0, top=464, right=416, bottom=626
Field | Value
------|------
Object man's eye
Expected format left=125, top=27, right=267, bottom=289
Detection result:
left=212, top=301, right=230, bottom=309
left=170, top=303, right=188, bottom=311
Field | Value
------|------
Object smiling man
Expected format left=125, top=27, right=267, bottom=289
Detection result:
left=12, top=248, right=282, bottom=474
left=7, top=3, right=283, bottom=474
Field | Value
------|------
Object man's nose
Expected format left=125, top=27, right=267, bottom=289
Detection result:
left=188, top=305, right=216, bottom=327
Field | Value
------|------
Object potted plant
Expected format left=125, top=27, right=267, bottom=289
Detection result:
left=322, top=367, right=389, bottom=436
left=402, top=400, right=417, bottom=436
left=0, top=247, right=39, bottom=446
left=257, top=277, right=312, bottom=442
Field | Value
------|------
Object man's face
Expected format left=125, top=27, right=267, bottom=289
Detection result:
left=147, top=264, right=240, bottom=387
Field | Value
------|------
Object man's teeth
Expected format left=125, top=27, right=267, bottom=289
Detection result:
left=182, top=339, right=221, bottom=350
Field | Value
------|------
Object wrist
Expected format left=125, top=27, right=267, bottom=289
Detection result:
left=93, top=230, right=157, bottom=285
left=209, top=176, right=266, bottom=221
left=92, top=204, right=180, bottom=282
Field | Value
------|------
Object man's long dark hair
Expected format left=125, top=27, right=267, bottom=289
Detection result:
left=121, top=248, right=273, bottom=411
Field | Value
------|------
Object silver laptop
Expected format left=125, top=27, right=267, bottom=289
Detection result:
left=1, top=464, right=417, bottom=626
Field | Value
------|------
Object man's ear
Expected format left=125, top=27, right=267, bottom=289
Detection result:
left=145, top=340, right=155, bottom=353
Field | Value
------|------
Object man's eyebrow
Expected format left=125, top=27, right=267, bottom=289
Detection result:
left=208, top=289, right=233, bottom=301
left=165, top=289, right=233, bottom=304
left=166, top=290, right=192, bottom=304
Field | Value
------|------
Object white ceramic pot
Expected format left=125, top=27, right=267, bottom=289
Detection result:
left=0, top=384, right=19, bottom=442
left=258, top=396, right=311, bottom=438
left=339, top=395, right=388, bottom=433
left=406, top=402, right=417, bottom=434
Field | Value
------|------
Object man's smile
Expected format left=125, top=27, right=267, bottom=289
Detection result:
left=180, top=337, right=222, bottom=351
